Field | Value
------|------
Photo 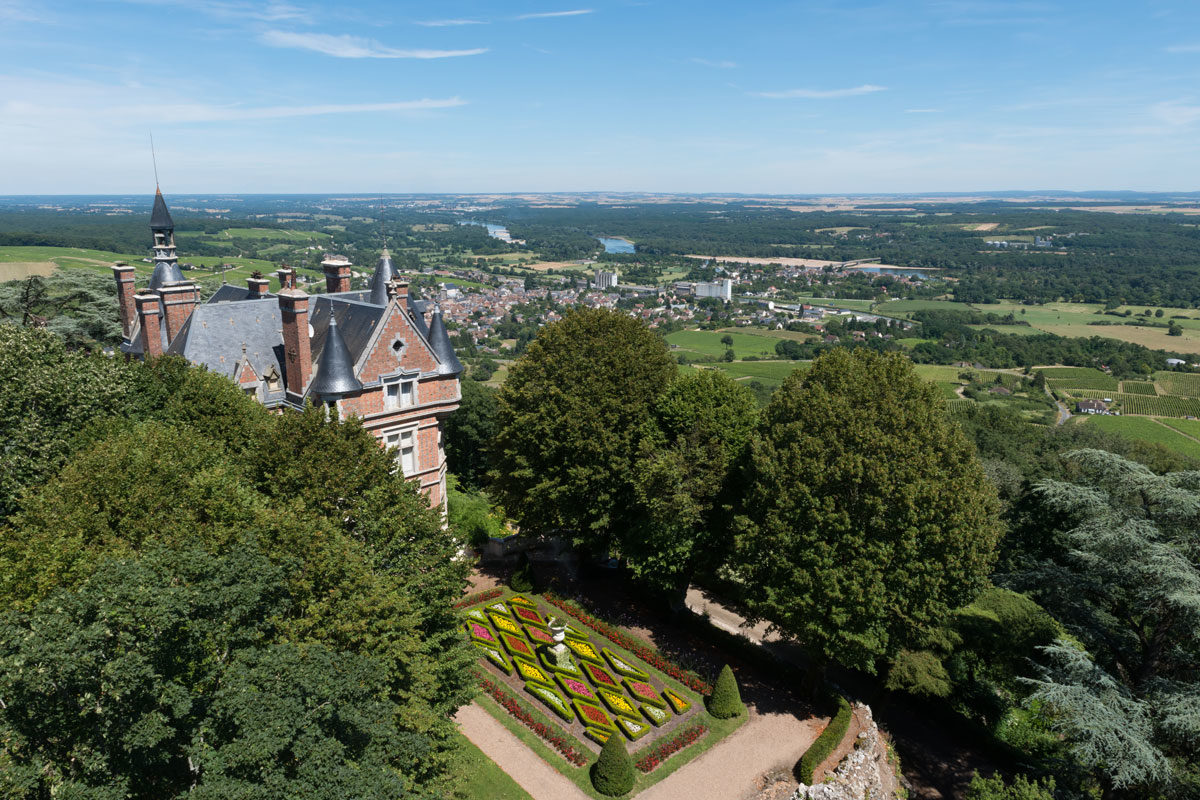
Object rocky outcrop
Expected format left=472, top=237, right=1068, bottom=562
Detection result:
left=792, top=704, right=897, bottom=800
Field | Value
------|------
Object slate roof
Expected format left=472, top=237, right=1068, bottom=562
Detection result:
left=308, top=314, right=363, bottom=398
left=165, top=298, right=285, bottom=384
left=308, top=296, right=385, bottom=377
left=150, top=189, right=174, bottom=230
left=368, top=251, right=397, bottom=306
left=207, top=283, right=276, bottom=304
left=147, top=260, right=185, bottom=291
left=426, top=306, right=464, bottom=376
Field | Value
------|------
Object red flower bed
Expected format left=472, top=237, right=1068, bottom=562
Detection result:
left=453, top=588, right=503, bottom=609
left=634, top=722, right=709, bottom=773
left=477, top=673, right=588, bottom=767
left=543, top=592, right=713, bottom=694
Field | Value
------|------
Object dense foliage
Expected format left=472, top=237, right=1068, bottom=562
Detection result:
left=0, top=326, right=472, bottom=798
left=730, top=349, right=1003, bottom=673
left=490, top=308, right=676, bottom=551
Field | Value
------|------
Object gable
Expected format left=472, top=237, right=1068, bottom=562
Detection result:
left=356, top=301, right=442, bottom=383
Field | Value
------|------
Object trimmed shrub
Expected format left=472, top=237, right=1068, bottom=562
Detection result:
left=509, top=552, right=534, bottom=592
left=706, top=664, right=744, bottom=719
left=798, top=696, right=852, bottom=783
left=591, top=731, right=636, bottom=796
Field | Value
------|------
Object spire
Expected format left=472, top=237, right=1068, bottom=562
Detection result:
left=368, top=249, right=397, bottom=306
left=426, top=305, right=464, bottom=376
left=308, top=311, right=363, bottom=399
left=150, top=187, right=174, bottom=231
left=147, top=187, right=183, bottom=290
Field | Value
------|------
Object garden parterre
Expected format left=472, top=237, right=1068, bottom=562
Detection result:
left=462, top=593, right=702, bottom=754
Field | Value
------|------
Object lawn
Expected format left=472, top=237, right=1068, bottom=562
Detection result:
left=453, top=734, right=533, bottom=800
left=878, top=298, right=975, bottom=315
left=1079, top=416, right=1200, bottom=460
left=462, top=591, right=746, bottom=799
left=666, top=329, right=791, bottom=359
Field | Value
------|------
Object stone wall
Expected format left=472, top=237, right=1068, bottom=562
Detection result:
left=791, top=704, right=899, bottom=800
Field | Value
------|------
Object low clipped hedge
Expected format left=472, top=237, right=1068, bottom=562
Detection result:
left=798, top=696, right=853, bottom=784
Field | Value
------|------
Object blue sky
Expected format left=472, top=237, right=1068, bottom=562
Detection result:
left=3, top=0, right=1200, bottom=193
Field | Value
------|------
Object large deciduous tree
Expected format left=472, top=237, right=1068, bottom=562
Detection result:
left=729, top=348, right=1002, bottom=673
left=444, top=378, right=498, bottom=489
left=1022, top=449, right=1200, bottom=798
left=489, top=308, right=676, bottom=550
left=623, top=370, right=758, bottom=602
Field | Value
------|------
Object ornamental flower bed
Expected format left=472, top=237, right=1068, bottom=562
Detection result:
left=453, top=587, right=503, bottom=609
left=634, top=723, right=710, bottom=773
left=543, top=592, right=713, bottom=694
left=465, top=591, right=718, bottom=762
left=477, top=672, right=588, bottom=766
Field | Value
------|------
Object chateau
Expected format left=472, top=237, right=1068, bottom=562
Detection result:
left=114, top=189, right=462, bottom=511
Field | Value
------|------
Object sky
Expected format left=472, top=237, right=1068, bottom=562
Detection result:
left=3, top=0, right=1200, bottom=194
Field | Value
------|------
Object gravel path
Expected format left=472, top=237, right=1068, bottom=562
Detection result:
left=638, top=705, right=823, bottom=800
left=456, top=702, right=591, bottom=800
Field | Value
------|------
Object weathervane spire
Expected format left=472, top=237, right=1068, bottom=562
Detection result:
left=150, top=130, right=160, bottom=190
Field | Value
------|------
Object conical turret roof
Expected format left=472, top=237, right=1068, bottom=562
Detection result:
left=308, top=313, right=363, bottom=398
left=150, top=188, right=174, bottom=230
left=148, top=260, right=185, bottom=290
left=427, top=306, right=464, bottom=376
left=368, top=249, right=397, bottom=306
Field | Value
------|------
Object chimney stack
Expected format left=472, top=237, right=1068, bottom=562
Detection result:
left=247, top=276, right=270, bottom=298
left=278, top=289, right=312, bottom=397
left=276, top=266, right=296, bottom=290
left=386, top=279, right=409, bottom=304
left=134, top=292, right=163, bottom=358
left=112, top=263, right=137, bottom=340
left=158, top=281, right=199, bottom=345
left=321, top=256, right=352, bottom=294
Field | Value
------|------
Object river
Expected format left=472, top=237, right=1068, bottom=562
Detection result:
left=596, top=236, right=635, bottom=254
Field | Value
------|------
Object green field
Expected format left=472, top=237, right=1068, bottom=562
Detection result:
left=704, top=360, right=805, bottom=384
left=211, top=227, right=331, bottom=242
left=1038, top=367, right=1120, bottom=391
left=1120, top=380, right=1158, bottom=395
left=453, top=735, right=533, bottom=800
left=666, top=329, right=793, bottom=359
left=1079, top=415, right=1200, bottom=460
left=879, top=299, right=974, bottom=314
left=0, top=246, right=283, bottom=291
left=1157, top=417, right=1200, bottom=439
left=1154, top=371, right=1200, bottom=398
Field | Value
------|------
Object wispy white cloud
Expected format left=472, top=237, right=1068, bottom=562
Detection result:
left=692, top=58, right=737, bottom=69
left=415, top=18, right=487, bottom=27
left=117, top=0, right=311, bottom=23
left=261, top=30, right=487, bottom=58
left=905, top=108, right=942, bottom=113
left=1166, top=43, right=1200, bottom=53
left=752, top=84, right=886, bottom=99
left=515, top=9, right=593, bottom=20
left=1150, top=100, right=1200, bottom=127
left=0, top=0, right=53, bottom=22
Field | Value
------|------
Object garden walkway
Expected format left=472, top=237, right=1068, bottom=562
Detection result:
left=455, top=702, right=590, bottom=800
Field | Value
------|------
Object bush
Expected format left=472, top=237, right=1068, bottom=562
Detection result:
left=798, top=696, right=852, bottom=783
left=509, top=552, right=535, bottom=593
left=965, top=772, right=1055, bottom=800
left=706, top=664, right=744, bottom=719
left=591, top=731, right=635, bottom=796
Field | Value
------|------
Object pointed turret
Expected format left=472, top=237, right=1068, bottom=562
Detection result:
left=427, top=306, right=464, bottom=376
left=368, top=249, right=397, bottom=306
left=308, top=312, right=363, bottom=399
left=150, top=187, right=174, bottom=230
left=147, top=188, right=184, bottom=290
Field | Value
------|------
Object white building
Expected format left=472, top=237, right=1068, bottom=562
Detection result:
left=594, top=269, right=618, bottom=290
left=694, top=279, right=733, bottom=301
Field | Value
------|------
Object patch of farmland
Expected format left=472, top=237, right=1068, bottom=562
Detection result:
left=1082, top=416, right=1200, bottom=460
left=1071, top=390, right=1200, bottom=418
left=1120, top=381, right=1158, bottom=395
left=1154, top=371, right=1200, bottom=398
left=1157, top=417, right=1200, bottom=439
left=1038, top=367, right=1119, bottom=391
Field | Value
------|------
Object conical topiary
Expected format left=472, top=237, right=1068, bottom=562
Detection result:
left=590, top=729, right=635, bottom=796
left=706, top=664, right=744, bottom=719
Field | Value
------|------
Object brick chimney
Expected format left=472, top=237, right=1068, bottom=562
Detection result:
left=276, top=266, right=295, bottom=290
left=134, top=293, right=163, bottom=358
left=158, top=281, right=198, bottom=345
left=321, top=256, right=352, bottom=294
left=278, top=289, right=312, bottom=397
left=386, top=279, right=409, bottom=304
left=247, top=276, right=270, bottom=298
left=112, top=263, right=137, bottom=339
